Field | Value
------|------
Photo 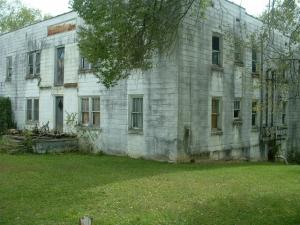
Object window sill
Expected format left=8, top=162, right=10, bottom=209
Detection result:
left=211, top=130, right=223, bottom=136
left=26, top=121, right=39, bottom=125
left=234, top=61, right=244, bottom=67
left=26, top=74, right=40, bottom=80
left=233, top=119, right=243, bottom=126
left=211, top=65, right=224, bottom=72
left=128, top=129, right=143, bottom=135
left=251, top=126, right=259, bottom=132
left=78, top=69, right=94, bottom=74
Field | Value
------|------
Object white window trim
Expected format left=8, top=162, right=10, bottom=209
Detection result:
left=211, top=97, right=222, bottom=134
left=233, top=98, right=242, bottom=120
left=26, top=98, right=39, bottom=123
left=79, top=96, right=100, bottom=128
left=128, top=95, right=144, bottom=132
left=27, top=51, right=41, bottom=77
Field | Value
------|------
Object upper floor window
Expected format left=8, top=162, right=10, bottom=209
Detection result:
left=234, top=38, right=243, bottom=64
left=55, top=47, right=65, bottom=86
left=27, top=51, right=41, bottom=77
left=6, top=56, right=12, bottom=80
left=80, top=57, right=93, bottom=71
left=80, top=97, right=100, bottom=127
left=26, top=98, right=39, bottom=123
left=212, top=35, right=222, bottom=66
left=233, top=99, right=241, bottom=120
left=252, top=48, right=258, bottom=74
left=130, top=96, right=143, bottom=130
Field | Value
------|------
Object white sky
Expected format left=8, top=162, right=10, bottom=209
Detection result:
left=19, top=0, right=269, bottom=17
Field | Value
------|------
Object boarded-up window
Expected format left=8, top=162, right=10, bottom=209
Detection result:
left=26, top=98, right=39, bottom=122
left=211, top=98, right=220, bottom=130
left=80, top=97, right=100, bottom=127
left=234, top=38, right=243, bottom=63
left=131, top=97, right=143, bottom=129
left=55, top=47, right=65, bottom=86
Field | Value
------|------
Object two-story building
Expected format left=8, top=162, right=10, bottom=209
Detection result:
left=0, top=0, right=295, bottom=162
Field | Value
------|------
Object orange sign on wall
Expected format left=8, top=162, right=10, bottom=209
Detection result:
left=48, top=22, right=76, bottom=36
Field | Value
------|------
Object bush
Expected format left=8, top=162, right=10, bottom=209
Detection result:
left=0, top=97, right=14, bottom=134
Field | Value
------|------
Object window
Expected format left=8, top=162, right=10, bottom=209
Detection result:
left=80, top=97, right=100, bottom=127
left=233, top=99, right=241, bottom=119
left=252, top=101, right=258, bottom=127
left=211, top=98, right=221, bottom=130
left=27, top=51, right=41, bottom=77
left=6, top=56, right=12, bottom=80
left=252, top=48, right=258, bottom=73
left=80, top=57, right=93, bottom=71
left=212, top=35, right=221, bottom=66
left=234, top=38, right=243, bottom=64
left=282, top=101, right=287, bottom=125
left=26, top=98, right=39, bottom=122
left=130, top=97, right=143, bottom=130
left=55, top=47, right=65, bottom=86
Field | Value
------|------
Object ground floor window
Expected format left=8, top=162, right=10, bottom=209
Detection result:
left=80, top=97, right=100, bottom=127
left=211, top=98, right=221, bottom=131
left=130, top=96, right=143, bottom=130
left=26, top=98, right=39, bottom=122
left=252, top=101, right=258, bottom=127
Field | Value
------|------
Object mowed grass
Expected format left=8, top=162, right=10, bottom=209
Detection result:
left=0, top=154, right=299, bottom=225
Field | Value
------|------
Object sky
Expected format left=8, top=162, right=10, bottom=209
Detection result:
left=19, top=0, right=270, bottom=17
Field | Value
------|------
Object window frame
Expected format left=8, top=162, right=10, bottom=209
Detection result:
left=212, top=34, right=222, bottom=67
left=26, top=98, right=39, bottom=123
left=55, top=46, right=65, bottom=86
left=79, top=57, right=93, bottom=72
left=233, top=99, right=241, bottom=120
left=79, top=96, right=101, bottom=128
left=129, top=95, right=144, bottom=131
left=211, top=97, right=222, bottom=132
left=6, top=56, right=12, bottom=80
left=27, top=51, right=41, bottom=77
left=252, top=100, right=258, bottom=128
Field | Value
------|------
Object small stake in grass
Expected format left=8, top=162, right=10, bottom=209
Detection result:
left=79, top=216, right=92, bottom=225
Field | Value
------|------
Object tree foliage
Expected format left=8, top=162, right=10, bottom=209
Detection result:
left=71, top=0, right=211, bottom=88
left=0, top=0, right=46, bottom=33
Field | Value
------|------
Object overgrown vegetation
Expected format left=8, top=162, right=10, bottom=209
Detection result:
left=0, top=97, right=13, bottom=134
left=71, top=0, right=212, bottom=87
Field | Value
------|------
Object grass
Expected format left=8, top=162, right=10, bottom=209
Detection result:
left=0, top=153, right=300, bottom=225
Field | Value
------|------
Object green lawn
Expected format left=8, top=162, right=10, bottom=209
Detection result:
left=0, top=154, right=299, bottom=225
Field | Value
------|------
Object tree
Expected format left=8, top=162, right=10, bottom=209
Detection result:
left=71, top=0, right=212, bottom=88
left=0, top=0, right=46, bottom=33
